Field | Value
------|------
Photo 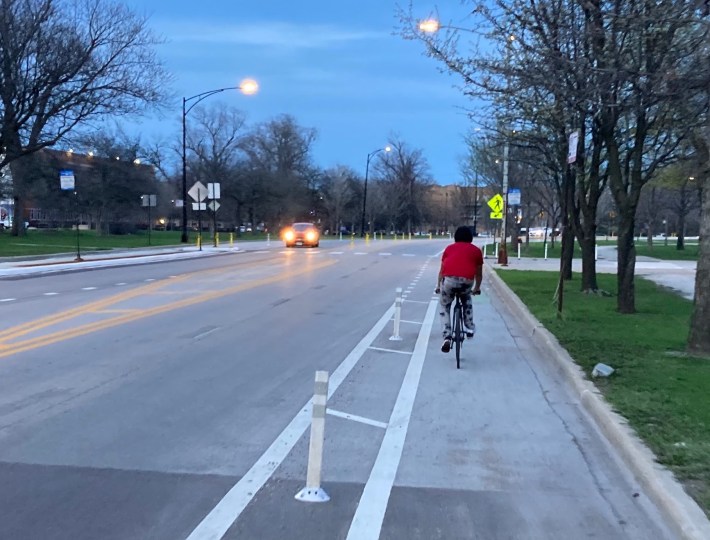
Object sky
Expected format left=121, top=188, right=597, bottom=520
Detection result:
left=121, top=0, right=474, bottom=185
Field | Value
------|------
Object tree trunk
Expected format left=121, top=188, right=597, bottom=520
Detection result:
left=646, top=222, right=653, bottom=250
left=688, top=175, right=710, bottom=354
left=561, top=225, right=574, bottom=280
left=9, top=153, right=30, bottom=237
left=617, top=214, right=637, bottom=314
left=579, top=230, right=598, bottom=291
left=676, top=211, right=685, bottom=250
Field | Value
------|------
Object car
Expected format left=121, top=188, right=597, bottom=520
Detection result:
left=282, top=222, right=320, bottom=247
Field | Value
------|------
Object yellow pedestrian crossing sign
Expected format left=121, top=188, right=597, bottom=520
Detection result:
left=487, top=194, right=504, bottom=219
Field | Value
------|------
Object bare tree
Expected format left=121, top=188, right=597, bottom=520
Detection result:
left=319, top=165, right=359, bottom=234
left=371, top=137, right=433, bottom=234
left=239, top=114, right=317, bottom=227
left=0, top=0, right=169, bottom=235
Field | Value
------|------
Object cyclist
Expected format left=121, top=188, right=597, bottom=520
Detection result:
left=435, top=226, right=483, bottom=353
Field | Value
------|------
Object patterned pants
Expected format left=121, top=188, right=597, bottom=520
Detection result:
left=438, top=276, right=475, bottom=339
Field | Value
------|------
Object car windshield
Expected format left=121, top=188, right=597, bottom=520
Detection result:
left=292, top=223, right=313, bottom=232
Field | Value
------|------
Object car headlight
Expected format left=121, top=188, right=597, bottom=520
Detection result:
left=306, top=231, right=317, bottom=242
left=284, top=230, right=295, bottom=241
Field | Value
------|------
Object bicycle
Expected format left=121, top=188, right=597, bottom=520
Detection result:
left=439, top=287, right=481, bottom=369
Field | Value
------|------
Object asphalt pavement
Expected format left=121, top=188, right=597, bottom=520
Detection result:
left=0, top=237, right=705, bottom=540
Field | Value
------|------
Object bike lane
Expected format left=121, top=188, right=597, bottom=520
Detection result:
left=204, top=255, right=676, bottom=540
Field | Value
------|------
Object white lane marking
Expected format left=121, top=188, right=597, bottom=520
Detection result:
left=403, top=254, right=415, bottom=257
left=330, top=251, right=344, bottom=255
left=403, top=299, right=429, bottom=304
left=169, top=275, right=179, bottom=279
left=378, top=252, right=392, bottom=256
left=368, top=346, right=413, bottom=356
left=354, top=252, right=367, bottom=255
left=399, top=319, right=423, bottom=325
left=347, top=300, right=437, bottom=540
left=81, top=287, right=97, bottom=291
left=0, top=298, right=16, bottom=302
left=43, top=292, right=59, bottom=296
left=255, top=250, right=269, bottom=254
left=115, top=282, right=127, bottom=286
left=186, top=304, right=397, bottom=540
left=327, top=409, right=388, bottom=430
left=144, top=278, right=155, bottom=282
left=194, top=327, right=221, bottom=340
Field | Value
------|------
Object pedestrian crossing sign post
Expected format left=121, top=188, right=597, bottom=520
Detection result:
left=488, top=194, right=504, bottom=220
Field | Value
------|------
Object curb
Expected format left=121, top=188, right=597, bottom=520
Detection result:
left=487, top=266, right=710, bottom=540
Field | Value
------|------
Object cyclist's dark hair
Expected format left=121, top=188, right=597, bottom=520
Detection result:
left=454, top=226, right=473, bottom=243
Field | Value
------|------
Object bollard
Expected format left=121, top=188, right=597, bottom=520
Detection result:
left=339, top=232, right=343, bottom=241
left=595, top=245, right=598, bottom=261
left=389, top=288, right=403, bottom=341
left=366, top=233, right=370, bottom=244
left=409, top=232, right=412, bottom=241
left=429, top=233, right=432, bottom=240
left=494, top=242, right=498, bottom=258
left=517, top=241, right=521, bottom=260
left=267, top=233, right=271, bottom=245
left=544, top=243, right=548, bottom=260
left=215, top=232, right=219, bottom=248
left=483, top=243, right=487, bottom=258
left=295, top=371, right=330, bottom=503
left=197, top=233, right=202, bottom=251
left=230, top=232, right=234, bottom=249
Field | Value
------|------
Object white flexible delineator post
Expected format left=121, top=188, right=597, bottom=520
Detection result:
left=517, top=242, right=521, bottom=260
left=389, top=288, right=403, bottom=341
left=295, top=370, right=330, bottom=503
left=545, top=243, right=548, bottom=260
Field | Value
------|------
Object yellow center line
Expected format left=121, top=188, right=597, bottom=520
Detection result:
left=0, top=257, right=280, bottom=343
left=0, top=258, right=336, bottom=358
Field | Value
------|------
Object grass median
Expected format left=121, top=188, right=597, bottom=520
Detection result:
left=0, top=229, right=271, bottom=257
left=497, top=269, right=709, bottom=517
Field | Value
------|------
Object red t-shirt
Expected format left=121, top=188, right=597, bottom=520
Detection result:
left=441, top=242, right=483, bottom=280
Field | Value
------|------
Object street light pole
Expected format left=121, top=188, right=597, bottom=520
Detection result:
left=360, top=145, right=391, bottom=237
left=497, top=141, right=509, bottom=265
left=180, top=80, right=258, bottom=243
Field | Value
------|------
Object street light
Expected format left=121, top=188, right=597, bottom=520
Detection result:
left=181, top=78, right=258, bottom=243
left=360, top=145, right=391, bottom=237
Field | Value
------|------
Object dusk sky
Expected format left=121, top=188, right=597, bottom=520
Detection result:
left=122, top=0, right=474, bottom=185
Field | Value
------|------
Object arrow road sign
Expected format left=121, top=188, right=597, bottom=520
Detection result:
left=188, top=181, right=207, bottom=202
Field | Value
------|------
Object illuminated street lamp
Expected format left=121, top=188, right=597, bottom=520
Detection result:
left=361, top=145, right=391, bottom=237
left=181, top=78, right=258, bottom=243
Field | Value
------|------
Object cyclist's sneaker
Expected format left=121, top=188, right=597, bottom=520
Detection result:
left=465, top=324, right=476, bottom=339
left=441, top=337, right=452, bottom=353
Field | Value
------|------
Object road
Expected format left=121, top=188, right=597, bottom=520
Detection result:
left=0, top=239, right=677, bottom=539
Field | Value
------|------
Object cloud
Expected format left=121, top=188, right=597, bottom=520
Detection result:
left=155, top=20, right=388, bottom=49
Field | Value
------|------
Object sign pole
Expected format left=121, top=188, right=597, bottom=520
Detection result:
left=197, top=188, right=202, bottom=251
left=74, top=190, right=82, bottom=261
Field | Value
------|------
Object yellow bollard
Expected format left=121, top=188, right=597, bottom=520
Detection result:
left=429, top=233, right=432, bottom=240
left=230, top=232, right=234, bottom=248
left=408, top=232, right=412, bottom=241
left=197, top=233, right=202, bottom=250
left=215, top=232, right=220, bottom=247
left=365, top=233, right=370, bottom=244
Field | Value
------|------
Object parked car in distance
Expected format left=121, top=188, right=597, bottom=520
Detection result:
left=282, top=222, right=320, bottom=247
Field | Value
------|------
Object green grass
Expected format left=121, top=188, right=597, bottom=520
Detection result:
left=634, top=242, right=699, bottom=261
left=0, top=229, right=271, bottom=257
left=498, top=270, right=710, bottom=517
left=481, top=238, right=699, bottom=261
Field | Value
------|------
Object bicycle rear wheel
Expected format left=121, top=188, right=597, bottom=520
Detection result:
left=453, top=302, right=462, bottom=369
